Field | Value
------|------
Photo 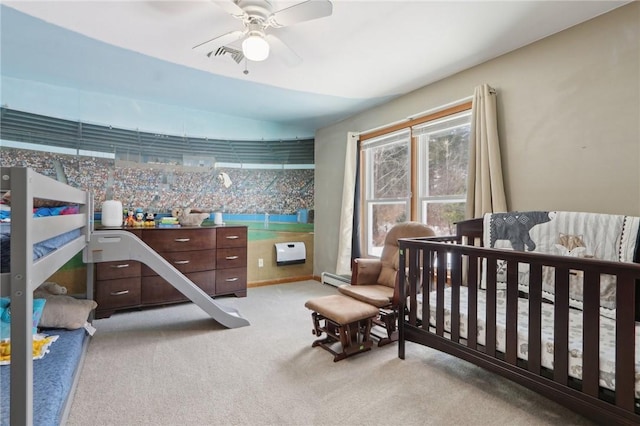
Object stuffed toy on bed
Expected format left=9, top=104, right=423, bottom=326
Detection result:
left=34, top=282, right=97, bottom=330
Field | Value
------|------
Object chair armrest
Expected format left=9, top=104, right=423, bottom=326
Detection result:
left=351, top=258, right=383, bottom=285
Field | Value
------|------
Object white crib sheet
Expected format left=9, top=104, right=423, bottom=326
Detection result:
left=414, top=287, right=640, bottom=397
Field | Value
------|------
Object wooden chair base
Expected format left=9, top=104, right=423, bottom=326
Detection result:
left=310, top=312, right=374, bottom=361
left=371, top=308, right=398, bottom=347
left=305, top=294, right=380, bottom=361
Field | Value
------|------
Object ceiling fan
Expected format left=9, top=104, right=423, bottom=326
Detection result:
left=193, top=0, right=333, bottom=66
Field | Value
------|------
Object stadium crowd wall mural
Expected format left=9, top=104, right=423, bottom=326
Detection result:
left=1, top=146, right=315, bottom=292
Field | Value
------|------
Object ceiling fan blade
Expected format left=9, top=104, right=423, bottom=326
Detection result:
left=193, top=30, right=246, bottom=54
left=212, top=0, right=246, bottom=19
left=268, top=0, right=333, bottom=28
left=266, top=34, right=302, bottom=67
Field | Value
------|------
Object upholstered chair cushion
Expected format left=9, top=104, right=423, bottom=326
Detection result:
left=338, top=221, right=435, bottom=307
left=338, top=284, right=393, bottom=308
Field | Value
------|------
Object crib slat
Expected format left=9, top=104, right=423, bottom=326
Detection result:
left=582, top=269, right=600, bottom=397
left=406, top=247, right=418, bottom=326
left=528, top=263, right=542, bottom=374
left=420, top=249, right=431, bottom=330
left=486, top=256, right=497, bottom=357
left=553, top=267, right=570, bottom=385
left=615, top=272, right=635, bottom=411
left=451, top=251, right=461, bottom=342
left=398, top=248, right=417, bottom=324
left=467, top=254, right=478, bottom=350
left=435, top=250, right=446, bottom=336
left=505, top=260, right=518, bottom=364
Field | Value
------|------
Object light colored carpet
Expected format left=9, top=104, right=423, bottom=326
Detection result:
left=67, top=281, right=593, bottom=426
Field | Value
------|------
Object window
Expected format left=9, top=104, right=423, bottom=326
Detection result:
left=362, top=130, right=411, bottom=257
left=360, top=104, right=471, bottom=257
left=414, top=111, right=471, bottom=235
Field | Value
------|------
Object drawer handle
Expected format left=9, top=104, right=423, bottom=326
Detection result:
left=110, top=264, right=130, bottom=269
left=225, top=235, right=239, bottom=239
left=174, top=238, right=191, bottom=242
left=174, top=260, right=190, bottom=265
left=110, top=290, right=130, bottom=296
left=225, top=255, right=239, bottom=260
left=225, top=277, right=239, bottom=282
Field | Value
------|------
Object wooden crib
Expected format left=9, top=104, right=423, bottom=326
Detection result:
left=398, top=214, right=640, bottom=425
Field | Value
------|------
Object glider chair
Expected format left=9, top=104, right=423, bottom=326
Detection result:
left=338, top=221, right=435, bottom=346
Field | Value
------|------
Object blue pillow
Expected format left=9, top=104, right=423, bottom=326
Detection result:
left=0, top=298, right=46, bottom=339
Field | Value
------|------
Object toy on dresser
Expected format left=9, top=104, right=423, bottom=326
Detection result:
left=144, top=212, right=156, bottom=227
left=124, top=209, right=136, bottom=227
left=172, top=207, right=210, bottom=226
left=132, top=208, right=145, bottom=227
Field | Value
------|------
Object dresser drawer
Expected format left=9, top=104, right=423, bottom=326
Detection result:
left=142, top=228, right=216, bottom=252
left=142, top=270, right=215, bottom=304
left=216, top=247, right=247, bottom=269
left=216, top=227, right=247, bottom=248
left=95, top=277, right=141, bottom=310
left=141, top=249, right=216, bottom=276
left=96, top=260, right=141, bottom=280
left=215, top=267, right=247, bottom=294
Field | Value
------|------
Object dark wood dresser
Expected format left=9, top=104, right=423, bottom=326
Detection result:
left=94, top=225, right=247, bottom=319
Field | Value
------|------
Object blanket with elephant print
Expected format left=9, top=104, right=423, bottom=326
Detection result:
left=483, top=211, right=640, bottom=318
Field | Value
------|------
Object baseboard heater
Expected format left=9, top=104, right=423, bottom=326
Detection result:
left=320, top=272, right=351, bottom=288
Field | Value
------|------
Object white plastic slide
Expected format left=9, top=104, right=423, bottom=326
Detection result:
left=84, top=230, right=250, bottom=328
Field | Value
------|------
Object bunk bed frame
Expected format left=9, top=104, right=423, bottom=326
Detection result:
left=398, top=218, right=640, bottom=425
left=1, top=167, right=249, bottom=425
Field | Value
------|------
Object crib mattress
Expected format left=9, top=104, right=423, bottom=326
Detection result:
left=414, top=287, right=640, bottom=397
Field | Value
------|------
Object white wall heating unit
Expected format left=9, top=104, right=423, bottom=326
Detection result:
left=275, top=242, right=306, bottom=266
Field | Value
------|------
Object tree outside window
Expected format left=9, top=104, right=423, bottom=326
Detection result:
left=361, top=107, right=471, bottom=256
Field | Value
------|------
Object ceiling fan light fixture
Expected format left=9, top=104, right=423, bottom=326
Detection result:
left=242, top=34, right=270, bottom=61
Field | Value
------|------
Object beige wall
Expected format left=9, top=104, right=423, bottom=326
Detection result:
left=247, top=232, right=314, bottom=285
left=314, top=3, right=640, bottom=276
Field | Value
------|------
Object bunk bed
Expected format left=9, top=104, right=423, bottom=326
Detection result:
left=1, top=167, right=92, bottom=425
left=0, top=166, right=250, bottom=425
left=398, top=214, right=640, bottom=425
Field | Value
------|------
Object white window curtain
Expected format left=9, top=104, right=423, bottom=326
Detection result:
left=465, top=84, right=507, bottom=218
left=336, top=132, right=359, bottom=275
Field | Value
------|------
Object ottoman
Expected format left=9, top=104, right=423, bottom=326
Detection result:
left=304, top=294, right=379, bottom=361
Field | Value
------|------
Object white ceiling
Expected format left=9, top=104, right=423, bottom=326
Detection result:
left=0, top=1, right=629, bottom=140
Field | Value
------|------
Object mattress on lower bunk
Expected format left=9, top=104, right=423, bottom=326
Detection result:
left=0, top=328, right=88, bottom=426
left=0, top=222, right=82, bottom=273
left=414, top=287, right=640, bottom=397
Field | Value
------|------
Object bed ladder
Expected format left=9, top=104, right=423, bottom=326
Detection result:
left=84, top=230, right=250, bottom=328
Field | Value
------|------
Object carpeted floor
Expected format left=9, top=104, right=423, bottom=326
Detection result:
left=67, top=280, right=593, bottom=425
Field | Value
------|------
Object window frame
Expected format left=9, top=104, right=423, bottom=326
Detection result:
left=359, top=101, right=472, bottom=257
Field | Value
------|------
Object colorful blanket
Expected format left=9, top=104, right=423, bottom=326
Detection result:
left=0, top=334, right=59, bottom=365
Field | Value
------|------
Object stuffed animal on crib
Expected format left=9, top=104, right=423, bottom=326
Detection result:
left=172, top=207, right=210, bottom=227
left=144, top=212, right=155, bottom=227
left=124, top=209, right=136, bottom=227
